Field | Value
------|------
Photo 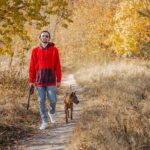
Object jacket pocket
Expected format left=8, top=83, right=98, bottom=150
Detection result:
left=36, top=68, right=55, bottom=84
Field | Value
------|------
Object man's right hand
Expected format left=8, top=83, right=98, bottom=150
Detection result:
left=29, top=83, right=34, bottom=94
left=29, top=83, right=34, bottom=87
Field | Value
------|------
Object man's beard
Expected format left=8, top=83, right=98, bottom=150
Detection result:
left=42, top=41, right=48, bottom=44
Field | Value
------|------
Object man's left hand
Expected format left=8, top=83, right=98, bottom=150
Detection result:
left=57, top=82, right=61, bottom=88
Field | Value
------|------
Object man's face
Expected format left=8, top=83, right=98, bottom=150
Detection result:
left=40, top=32, right=50, bottom=43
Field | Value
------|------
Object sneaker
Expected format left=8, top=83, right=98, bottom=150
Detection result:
left=39, top=122, right=48, bottom=130
left=48, top=111, right=56, bottom=123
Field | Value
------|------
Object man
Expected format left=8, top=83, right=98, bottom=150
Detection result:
left=29, top=30, right=62, bottom=130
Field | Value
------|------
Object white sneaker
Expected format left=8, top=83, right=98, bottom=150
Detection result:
left=39, top=122, right=48, bottom=130
left=48, top=112, right=56, bottom=123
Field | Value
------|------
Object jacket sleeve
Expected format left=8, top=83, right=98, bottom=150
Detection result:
left=29, top=49, right=36, bottom=83
left=55, top=48, right=62, bottom=83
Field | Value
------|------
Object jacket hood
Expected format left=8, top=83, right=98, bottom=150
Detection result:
left=39, top=42, right=55, bottom=50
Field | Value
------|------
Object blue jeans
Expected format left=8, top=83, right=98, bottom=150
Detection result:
left=36, top=86, right=57, bottom=123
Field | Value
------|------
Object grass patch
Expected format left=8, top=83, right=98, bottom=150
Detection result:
left=0, top=71, right=39, bottom=148
left=69, top=59, right=150, bottom=150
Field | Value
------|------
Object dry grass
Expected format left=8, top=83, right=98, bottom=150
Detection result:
left=0, top=68, right=71, bottom=149
left=0, top=71, right=40, bottom=148
left=69, top=59, right=150, bottom=150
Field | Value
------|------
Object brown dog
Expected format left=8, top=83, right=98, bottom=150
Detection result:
left=64, top=91, right=79, bottom=123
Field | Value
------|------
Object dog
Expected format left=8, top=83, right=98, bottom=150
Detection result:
left=64, top=91, right=79, bottom=123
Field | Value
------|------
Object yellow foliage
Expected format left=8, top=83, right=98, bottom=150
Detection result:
left=112, top=0, right=150, bottom=56
left=57, top=0, right=116, bottom=66
left=0, top=0, right=72, bottom=57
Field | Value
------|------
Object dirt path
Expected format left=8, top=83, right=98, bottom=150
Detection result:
left=18, top=74, right=83, bottom=150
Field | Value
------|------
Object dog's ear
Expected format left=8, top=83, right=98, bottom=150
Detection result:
left=72, top=91, right=76, bottom=95
left=70, top=92, right=74, bottom=96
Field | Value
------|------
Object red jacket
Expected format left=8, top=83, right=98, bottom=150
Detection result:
left=29, top=42, right=62, bottom=86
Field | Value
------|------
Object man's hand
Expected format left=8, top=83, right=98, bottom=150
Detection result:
left=29, top=83, right=34, bottom=95
left=57, top=82, right=61, bottom=88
